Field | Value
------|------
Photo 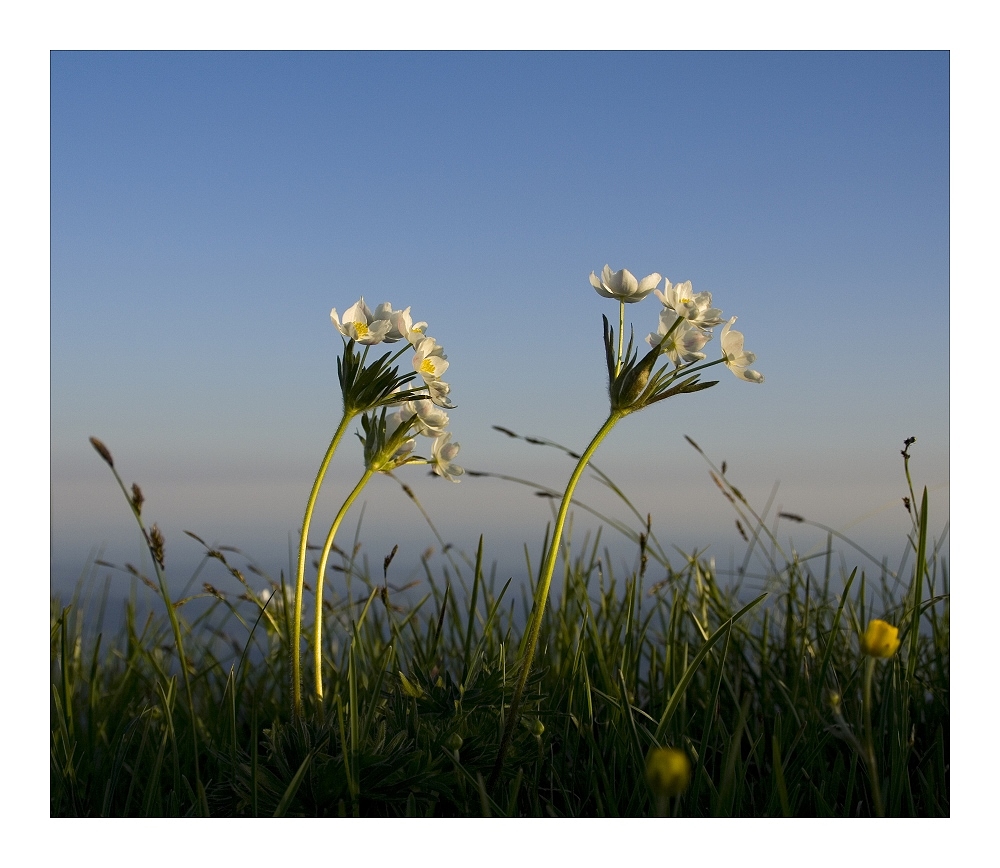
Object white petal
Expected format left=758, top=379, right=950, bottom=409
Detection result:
left=737, top=368, right=764, bottom=384
left=343, top=300, right=367, bottom=324
left=637, top=272, right=662, bottom=294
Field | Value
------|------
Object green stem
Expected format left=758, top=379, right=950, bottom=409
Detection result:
left=616, top=300, right=625, bottom=376
left=862, top=656, right=885, bottom=817
left=388, top=342, right=413, bottom=365
left=291, top=410, right=355, bottom=717
left=668, top=354, right=726, bottom=379
left=313, top=466, right=377, bottom=702
left=490, top=409, right=623, bottom=787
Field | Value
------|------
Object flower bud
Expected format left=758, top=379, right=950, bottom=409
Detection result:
left=645, top=747, right=691, bottom=798
left=860, top=619, right=901, bottom=658
left=444, top=733, right=463, bottom=752
left=619, top=364, right=651, bottom=405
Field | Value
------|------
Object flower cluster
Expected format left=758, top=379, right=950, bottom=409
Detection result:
left=331, top=298, right=455, bottom=408
left=590, top=264, right=763, bottom=414
left=647, top=277, right=762, bottom=382
left=374, top=397, right=464, bottom=482
left=331, top=298, right=463, bottom=482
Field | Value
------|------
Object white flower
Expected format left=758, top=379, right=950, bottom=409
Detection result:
left=389, top=306, right=429, bottom=346
left=331, top=297, right=392, bottom=345
left=412, top=336, right=450, bottom=382
left=371, top=303, right=428, bottom=344
left=720, top=317, right=764, bottom=383
left=590, top=265, right=662, bottom=303
left=431, top=432, right=464, bottom=482
left=646, top=309, right=711, bottom=366
left=370, top=302, right=404, bottom=343
left=401, top=397, right=450, bottom=438
left=653, top=280, right=724, bottom=328
left=424, top=378, right=455, bottom=409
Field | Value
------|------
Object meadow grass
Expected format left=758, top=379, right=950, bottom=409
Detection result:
left=50, top=435, right=948, bottom=817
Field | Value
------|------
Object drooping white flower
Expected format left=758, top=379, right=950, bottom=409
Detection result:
left=431, top=432, right=464, bottom=482
left=720, top=317, right=764, bottom=383
left=424, top=378, right=455, bottom=409
left=590, top=265, right=662, bottom=303
left=401, top=397, right=450, bottom=438
left=646, top=309, right=712, bottom=366
left=654, top=280, right=724, bottom=328
left=331, top=297, right=392, bottom=345
left=412, top=336, right=450, bottom=382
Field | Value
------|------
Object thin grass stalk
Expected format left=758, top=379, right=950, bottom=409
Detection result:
left=905, top=487, right=929, bottom=697
left=815, top=567, right=857, bottom=705
left=89, top=441, right=208, bottom=815
left=462, top=537, right=485, bottom=684
left=654, top=593, right=766, bottom=743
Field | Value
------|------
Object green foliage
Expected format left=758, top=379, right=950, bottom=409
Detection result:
left=602, top=315, right=717, bottom=414
left=52, top=442, right=948, bottom=817
left=337, top=338, right=424, bottom=416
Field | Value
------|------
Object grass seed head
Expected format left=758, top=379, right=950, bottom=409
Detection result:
left=89, top=436, right=114, bottom=467
left=130, top=483, right=144, bottom=514
left=149, top=524, right=166, bottom=569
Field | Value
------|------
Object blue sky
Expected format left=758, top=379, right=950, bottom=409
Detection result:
left=49, top=50, right=950, bottom=599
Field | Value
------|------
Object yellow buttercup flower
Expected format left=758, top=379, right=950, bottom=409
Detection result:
left=860, top=619, right=901, bottom=658
left=645, top=747, right=691, bottom=798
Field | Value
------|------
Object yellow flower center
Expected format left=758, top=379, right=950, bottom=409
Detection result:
left=420, top=359, right=436, bottom=375
left=354, top=321, right=370, bottom=337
